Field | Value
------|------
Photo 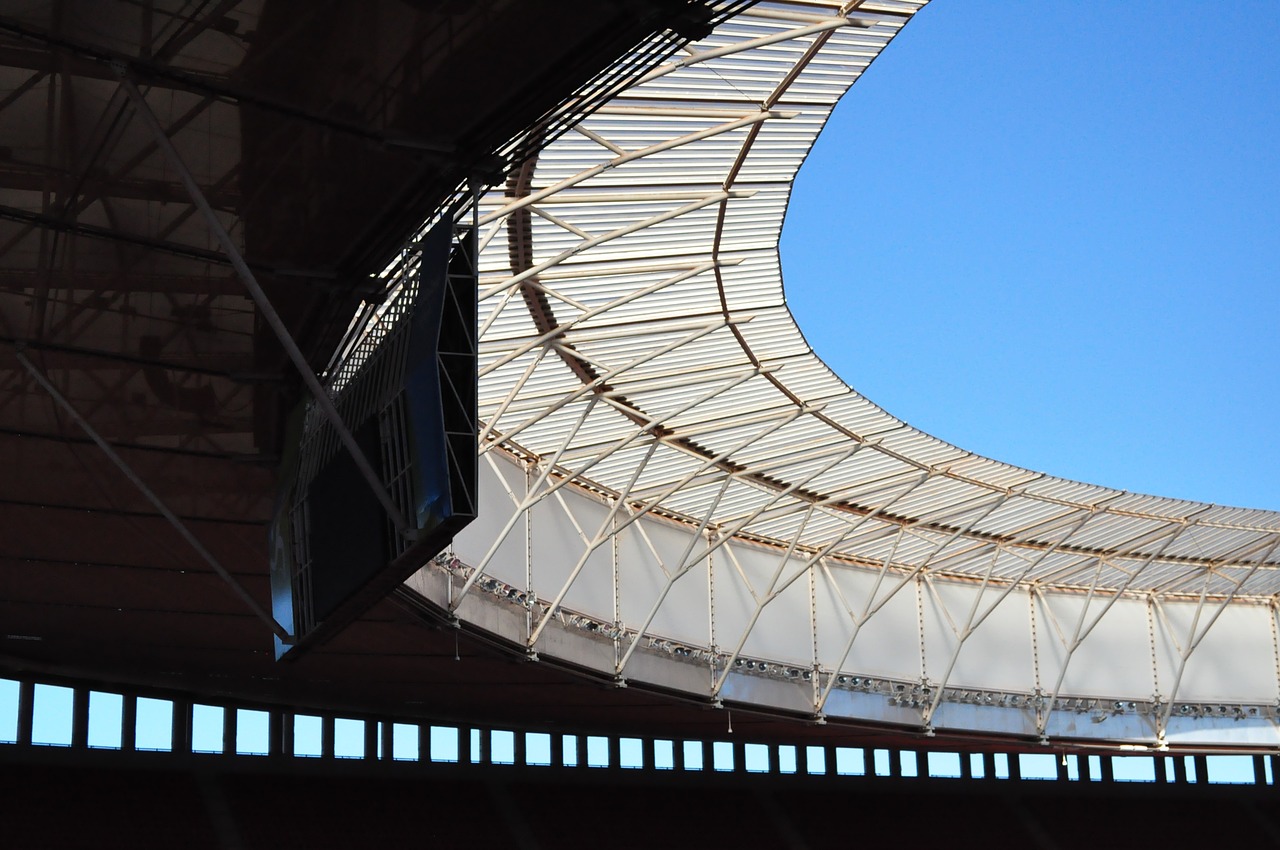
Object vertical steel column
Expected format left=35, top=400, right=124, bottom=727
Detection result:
left=120, top=693, right=136, bottom=752
left=550, top=731, right=564, bottom=768
left=363, top=719, right=378, bottom=761
left=321, top=715, right=334, bottom=759
left=1171, top=753, right=1187, bottom=784
left=980, top=751, right=996, bottom=782
left=71, top=685, right=89, bottom=750
left=381, top=719, right=395, bottom=762
left=223, top=706, right=238, bottom=758
left=607, top=735, right=620, bottom=770
left=818, top=744, right=833, bottom=777
left=692, top=739, right=708, bottom=773
left=423, top=723, right=435, bottom=761
left=15, top=680, right=33, bottom=746
left=459, top=726, right=477, bottom=764
left=172, top=695, right=192, bottom=755
left=1192, top=754, right=1208, bottom=785
left=511, top=729, right=525, bottom=766
left=280, top=710, right=294, bottom=759
left=261, top=707, right=277, bottom=757
left=566, top=733, right=582, bottom=768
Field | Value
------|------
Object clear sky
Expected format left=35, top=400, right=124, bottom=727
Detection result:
left=782, top=0, right=1280, bottom=511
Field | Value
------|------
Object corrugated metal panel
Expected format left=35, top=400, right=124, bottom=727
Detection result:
left=472, top=0, right=1280, bottom=604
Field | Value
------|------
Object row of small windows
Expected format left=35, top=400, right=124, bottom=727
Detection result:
left=0, top=679, right=1271, bottom=785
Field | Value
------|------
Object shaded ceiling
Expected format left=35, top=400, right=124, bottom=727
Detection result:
left=0, top=0, right=905, bottom=747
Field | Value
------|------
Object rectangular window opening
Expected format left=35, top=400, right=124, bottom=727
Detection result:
left=744, top=743, right=770, bottom=773
left=1205, top=755, right=1256, bottom=785
left=1018, top=753, right=1058, bottom=781
left=236, top=709, right=270, bottom=756
left=293, top=715, right=323, bottom=758
left=619, top=737, right=644, bottom=770
left=191, top=704, right=224, bottom=754
left=32, top=684, right=74, bottom=747
left=926, top=751, right=962, bottom=779
left=525, top=732, right=551, bottom=766
left=562, top=734, right=579, bottom=767
left=586, top=736, right=610, bottom=768
left=712, top=741, right=735, bottom=772
left=430, top=726, right=459, bottom=763
left=837, top=747, right=866, bottom=776
left=392, top=723, right=419, bottom=761
left=1111, top=756, right=1156, bottom=783
left=654, top=739, right=675, bottom=771
left=491, top=729, right=516, bottom=765
left=134, top=697, right=173, bottom=752
left=333, top=718, right=364, bottom=759
left=683, top=740, right=704, bottom=771
left=0, top=679, right=19, bottom=744
left=88, top=691, right=124, bottom=750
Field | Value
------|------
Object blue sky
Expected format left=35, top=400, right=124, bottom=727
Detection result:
left=782, top=1, right=1279, bottom=510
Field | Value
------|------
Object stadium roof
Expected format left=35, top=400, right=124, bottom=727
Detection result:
left=470, top=0, right=1280, bottom=604
left=4, top=0, right=1279, bottom=749
left=0, top=0, right=830, bottom=742
left=439, top=0, right=1280, bottom=745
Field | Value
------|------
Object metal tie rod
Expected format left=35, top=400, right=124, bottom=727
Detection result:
left=114, top=66, right=410, bottom=536
left=15, top=348, right=290, bottom=641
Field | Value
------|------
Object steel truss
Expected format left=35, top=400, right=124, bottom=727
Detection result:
left=398, top=0, right=1280, bottom=748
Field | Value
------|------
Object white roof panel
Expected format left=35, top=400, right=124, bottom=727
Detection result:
left=472, top=0, right=1279, bottom=603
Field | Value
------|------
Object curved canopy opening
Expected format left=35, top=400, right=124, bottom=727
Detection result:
left=782, top=0, right=1280, bottom=509
left=412, top=0, right=1280, bottom=749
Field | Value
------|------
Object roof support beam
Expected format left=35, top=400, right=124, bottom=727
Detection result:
left=14, top=347, right=288, bottom=640
left=635, top=16, right=875, bottom=87
left=1152, top=535, right=1280, bottom=737
left=0, top=25, right=453, bottom=152
left=476, top=111, right=786, bottom=228
left=116, top=70, right=410, bottom=539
